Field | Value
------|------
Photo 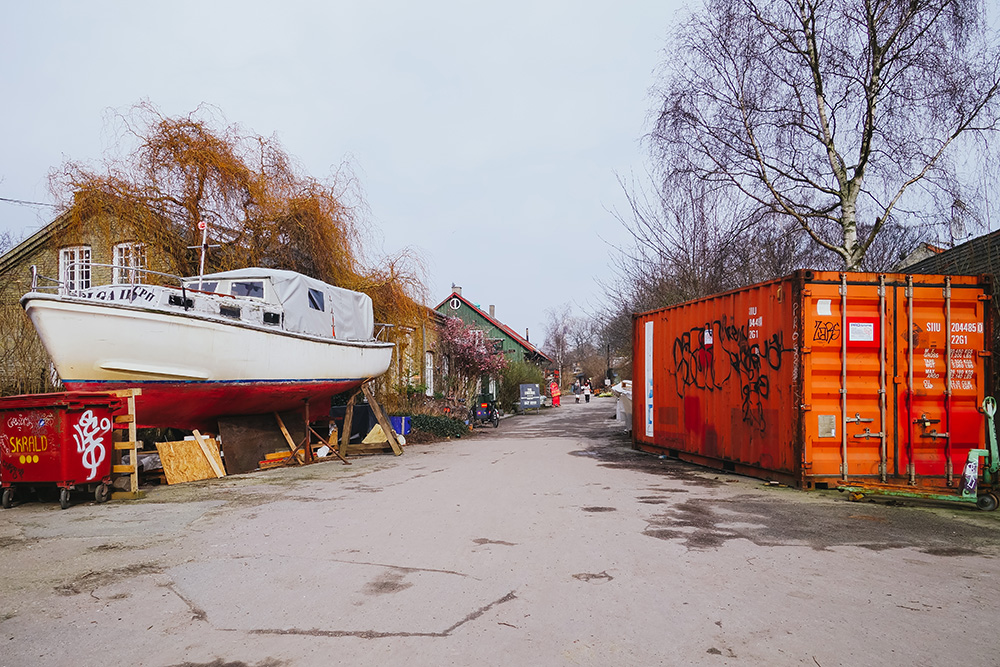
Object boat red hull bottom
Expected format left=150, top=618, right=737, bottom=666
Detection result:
left=63, top=379, right=367, bottom=431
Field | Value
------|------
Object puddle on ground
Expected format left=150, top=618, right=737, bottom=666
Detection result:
left=642, top=495, right=1000, bottom=555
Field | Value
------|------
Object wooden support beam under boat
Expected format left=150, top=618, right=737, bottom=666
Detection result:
left=362, top=382, right=402, bottom=456
left=339, top=391, right=359, bottom=457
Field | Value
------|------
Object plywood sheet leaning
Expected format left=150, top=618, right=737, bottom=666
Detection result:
left=155, top=437, right=225, bottom=484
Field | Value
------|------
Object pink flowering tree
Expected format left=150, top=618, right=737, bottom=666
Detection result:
left=438, top=317, right=508, bottom=402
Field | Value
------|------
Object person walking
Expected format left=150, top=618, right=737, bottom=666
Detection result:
left=583, top=381, right=592, bottom=403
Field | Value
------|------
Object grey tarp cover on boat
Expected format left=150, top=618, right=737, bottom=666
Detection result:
left=189, top=268, right=375, bottom=340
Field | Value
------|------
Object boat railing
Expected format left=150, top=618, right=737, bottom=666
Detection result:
left=30, top=263, right=189, bottom=298
left=374, top=322, right=394, bottom=341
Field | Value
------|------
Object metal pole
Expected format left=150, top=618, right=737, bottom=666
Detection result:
left=197, top=223, right=209, bottom=290
left=841, top=272, right=848, bottom=481
left=879, top=274, right=887, bottom=482
left=945, top=276, right=953, bottom=486
left=907, top=275, right=915, bottom=485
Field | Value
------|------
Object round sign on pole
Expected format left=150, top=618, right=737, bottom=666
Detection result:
left=198, top=221, right=207, bottom=230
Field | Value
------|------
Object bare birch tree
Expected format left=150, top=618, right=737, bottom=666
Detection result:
left=653, top=0, right=1000, bottom=269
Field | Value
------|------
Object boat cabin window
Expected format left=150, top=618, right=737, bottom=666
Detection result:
left=183, top=281, right=219, bottom=293
left=231, top=281, right=265, bottom=298
left=308, top=288, right=325, bottom=311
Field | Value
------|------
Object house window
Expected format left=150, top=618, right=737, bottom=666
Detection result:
left=113, top=242, right=147, bottom=284
left=59, top=246, right=91, bottom=293
left=424, top=351, right=434, bottom=397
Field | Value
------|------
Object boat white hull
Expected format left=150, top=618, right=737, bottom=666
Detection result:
left=23, top=295, right=394, bottom=430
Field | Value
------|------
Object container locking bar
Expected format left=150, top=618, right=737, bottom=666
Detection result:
left=919, top=429, right=950, bottom=440
left=846, top=413, right=874, bottom=424
left=853, top=428, right=886, bottom=440
left=913, top=412, right=940, bottom=428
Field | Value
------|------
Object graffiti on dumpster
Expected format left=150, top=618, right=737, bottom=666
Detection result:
left=6, top=411, right=54, bottom=431
left=72, top=410, right=111, bottom=481
left=1, top=459, right=24, bottom=481
left=672, top=314, right=792, bottom=431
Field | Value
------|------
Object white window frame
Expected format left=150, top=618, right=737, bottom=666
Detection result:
left=59, top=246, right=91, bottom=294
left=113, top=242, right=147, bottom=285
left=424, top=351, right=434, bottom=397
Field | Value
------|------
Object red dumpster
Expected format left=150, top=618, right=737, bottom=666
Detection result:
left=0, top=392, right=124, bottom=509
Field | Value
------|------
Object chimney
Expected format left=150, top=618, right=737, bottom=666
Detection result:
left=489, top=305, right=495, bottom=319
left=451, top=283, right=462, bottom=296
left=525, top=328, right=529, bottom=342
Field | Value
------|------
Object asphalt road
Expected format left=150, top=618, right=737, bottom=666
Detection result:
left=2, top=397, right=999, bottom=666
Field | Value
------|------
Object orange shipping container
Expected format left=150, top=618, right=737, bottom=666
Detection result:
left=632, top=270, right=993, bottom=493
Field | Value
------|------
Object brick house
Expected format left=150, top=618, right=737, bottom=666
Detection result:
left=0, top=207, right=162, bottom=395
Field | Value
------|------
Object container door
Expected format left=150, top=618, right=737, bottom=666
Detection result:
left=895, top=277, right=987, bottom=487
left=803, top=276, right=889, bottom=480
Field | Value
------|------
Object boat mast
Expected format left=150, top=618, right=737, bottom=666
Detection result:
left=197, top=221, right=208, bottom=290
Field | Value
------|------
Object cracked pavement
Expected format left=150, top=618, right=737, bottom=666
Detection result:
left=2, top=397, right=999, bottom=666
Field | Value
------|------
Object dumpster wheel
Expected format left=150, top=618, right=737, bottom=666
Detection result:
left=95, top=483, right=110, bottom=504
left=59, top=487, right=71, bottom=510
left=1, top=487, right=12, bottom=509
left=976, top=492, right=999, bottom=512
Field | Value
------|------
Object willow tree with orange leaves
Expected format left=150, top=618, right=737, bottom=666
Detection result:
left=50, top=103, right=426, bottom=329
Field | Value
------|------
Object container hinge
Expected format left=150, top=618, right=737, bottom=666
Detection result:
left=913, top=413, right=940, bottom=427
left=800, top=404, right=812, bottom=411
left=800, top=346, right=812, bottom=355
left=846, top=413, right=874, bottom=424
left=979, top=350, right=992, bottom=358
left=802, top=289, right=812, bottom=297
left=919, top=429, right=950, bottom=440
left=853, top=428, right=885, bottom=440
left=978, top=294, right=992, bottom=301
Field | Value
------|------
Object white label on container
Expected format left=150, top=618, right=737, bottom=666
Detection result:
left=817, top=415, right=837, bottom=439
left=704, top=326, right=713, bottom=346
left=645, top=321, right=654, bottom=438
left=817, top=299, right=832, bottom=316
left=849, top=321, right=875, bottom=342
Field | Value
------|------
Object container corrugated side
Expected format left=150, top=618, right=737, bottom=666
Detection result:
left=633, top=270, right=992, bottom=491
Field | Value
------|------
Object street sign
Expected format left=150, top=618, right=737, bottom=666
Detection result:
left=519, top=383, right=542, bottom=409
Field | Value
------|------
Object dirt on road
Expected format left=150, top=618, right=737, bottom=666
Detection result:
left=2, top=397, right=998, bottom=666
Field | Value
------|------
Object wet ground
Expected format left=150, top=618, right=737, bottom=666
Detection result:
left=1, top=397, right=998, bottom=666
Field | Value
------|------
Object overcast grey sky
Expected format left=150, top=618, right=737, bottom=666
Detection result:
left=0, top=0, right=689, bottom=347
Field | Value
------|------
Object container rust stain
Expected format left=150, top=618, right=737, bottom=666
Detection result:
left=633, top=270, right=993, bottom=494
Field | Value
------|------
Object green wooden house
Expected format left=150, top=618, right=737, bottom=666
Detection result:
left=433, top=289, right=551, bottom=367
